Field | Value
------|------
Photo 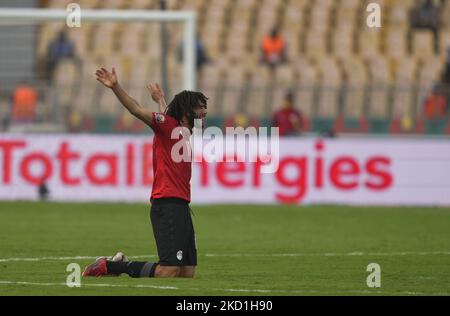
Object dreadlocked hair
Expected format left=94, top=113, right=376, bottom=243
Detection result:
left=165, top=90, right=208, bottom=128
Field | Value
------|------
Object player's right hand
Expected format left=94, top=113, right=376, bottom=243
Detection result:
left=95, top=67, right=118, bottom=89
left=147, top=83, right=165, bottom=103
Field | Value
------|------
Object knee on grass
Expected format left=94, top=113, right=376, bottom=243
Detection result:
left=179, top=267, right=195, bottom=278
left=155, top=265, right=181, bottom=278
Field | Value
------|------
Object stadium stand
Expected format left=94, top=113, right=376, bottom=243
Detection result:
left=1, top=0, right=449, bottom=134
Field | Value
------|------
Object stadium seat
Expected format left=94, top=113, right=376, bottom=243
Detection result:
left=367, top=56, right=391, bottom=118
left=246, top=66, right=272, bottom=118
left=120, top=23, right=146, bottom=57
left=271, top=65, right=297, bottom=113
left=133, top=0, right=153, bottom=9
left=308, top=0, right=333, bottom=35
left=53, top=59, right=80, bottom=108
left=74, top=58, right=100, bottom=113
left=316, top=58, right=342, bottom=119
left=391, top=57, right=418, bottom=118
left=304, top=29, right=328, bottom=59
left=47, top=0, right=74, bottom=8
left=441, top=0, right=450, bottom=29
left=412, top=30, right=436, bottom=59
left=98, top=86, right=122, bottom=116
left=439, top=30, right=450, bottom=59
left=332, top=25, right=355, bottom=59
left=225, top=32, right=247, bottom=61
left=389, top=2, right=410, bottom=28
left=221, top=65, right=248, bottom=117
left=127, top=56, right=156, bottom=107
left=283, top=4, right=303, bottom=35
left=167, top=56, right=183, bottom=96
left=341, top=57, right=368, bottom=119
left=91, top=24, right=116, bottom=59
left=358, top=28, right=381, bottom=59
left=256, top=2, right=280, bottom=31
left=340, top=0, right=360, bottom=10
left=282, top=4, right=303, bottom=58
left=202, top=22, right=223, bottom=60
left=416, top=57, right=445, bottom=117
left=332, top=1, right=358, bottom=59
left=199, top=64, right=225, bottom=116
left=294, top=58, right=318, bottom=118
left=102, top=0, right=127, bottom=9
left=141, top=24, right=162, bottom=59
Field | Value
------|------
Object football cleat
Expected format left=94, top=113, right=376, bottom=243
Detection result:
left=82, top=257, right=108, bottom=277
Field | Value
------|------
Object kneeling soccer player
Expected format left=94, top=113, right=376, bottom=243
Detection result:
left=82, top=67, right=207, bottom=278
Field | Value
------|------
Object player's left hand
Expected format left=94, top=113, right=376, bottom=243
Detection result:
left=147, top=83, right=165, bottom=104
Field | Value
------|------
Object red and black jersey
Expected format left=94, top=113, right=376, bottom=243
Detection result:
left=150, top=112, right=191, bottom=203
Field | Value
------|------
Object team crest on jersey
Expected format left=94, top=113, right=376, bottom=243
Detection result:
left=155, top=113, right=165, bottom=123
left=177, top=250, right=183, bottom=261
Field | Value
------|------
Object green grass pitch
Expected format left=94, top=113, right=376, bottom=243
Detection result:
left=0, top=201, right=449, bottom=296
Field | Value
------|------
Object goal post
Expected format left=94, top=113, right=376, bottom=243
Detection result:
left=0, top=7, right=197, bottom=91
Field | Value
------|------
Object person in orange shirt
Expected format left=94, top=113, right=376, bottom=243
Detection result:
left=11, top=82, right=37, bottom=123
left=260, top=27, right=287, bottom=69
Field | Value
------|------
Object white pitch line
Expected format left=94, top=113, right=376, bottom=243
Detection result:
left=0, top=280, right=177, bottom=290
left=0, top=255, right=155, bottom=263
left=0, top=280, right=448, bottom=296
left=204, top=251, right=450, bottom=257
left=0, top=280, right=364, bottom=294
left=1, top=252, right=450, bottom=263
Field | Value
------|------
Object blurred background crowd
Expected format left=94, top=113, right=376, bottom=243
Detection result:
left=1, top=0, right=450, bottom=136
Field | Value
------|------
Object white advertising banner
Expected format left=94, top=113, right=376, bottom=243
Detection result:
left=0, top=134, right=449, bottom=206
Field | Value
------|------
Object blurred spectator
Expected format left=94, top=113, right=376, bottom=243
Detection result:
left=260, top=27, right=287, bottom=70
left=67, top=110, right=82, bottom=132
left=401, top=115, right=415, bottom=132
left=409, top=0, right=441, bottom=53
left=424, top=85, right=448, bottom=119
left=178, top=33, right=210, bottom=74
left=442, top=47, right=450, bottom=84
left=440, top=47, right=450, bottom=104
left=38, top=179, right=49, bottom=201
left=11, top=81, right=37, bottom=123
left=46, top=30, right=76, bottom=80
left=114, top=112, right=146, bottom=133
left=0, top=88, right=10, bottom=131
left=1, top=116, right=9, bottom=132
left=224, top=113, right=260, bottom=130
left=66, top=108, right=94, bottom=133
left=272, top=91, right=303, bottom=136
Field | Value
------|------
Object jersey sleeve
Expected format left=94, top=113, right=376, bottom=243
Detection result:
left=150, top=112, right=177, bottom=136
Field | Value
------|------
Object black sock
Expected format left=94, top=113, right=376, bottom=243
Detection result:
left=106, top=261, right=157, bottom=278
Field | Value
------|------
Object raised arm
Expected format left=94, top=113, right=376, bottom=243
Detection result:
left=147, top=83, right=167, bottom=113
left=96, top=67, right=153, bottom=126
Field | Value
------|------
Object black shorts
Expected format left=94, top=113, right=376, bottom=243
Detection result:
left=150, top=198, right=197, bottom=266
